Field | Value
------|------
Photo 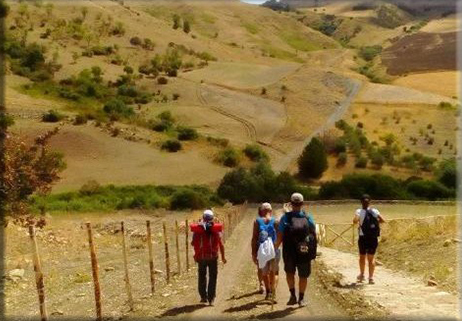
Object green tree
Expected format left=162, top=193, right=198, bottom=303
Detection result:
left=298, top=137, right=328, bottom=179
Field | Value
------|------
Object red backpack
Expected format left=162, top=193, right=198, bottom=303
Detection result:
left=191, top=222, right=223, bottom=260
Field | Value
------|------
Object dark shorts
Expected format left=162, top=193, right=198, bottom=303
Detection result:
left=358, top=236, right=378, bottom=255
left=282, top=247, right=311, bottom=278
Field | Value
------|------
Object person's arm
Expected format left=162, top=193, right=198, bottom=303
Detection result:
left=353, top=210, right=360, bottom=224
left=218, top=235, right=226, bottom=264
left=375, top=209, right=385, bottom=223
left=274, top=231, right=283, bottom=249
left=251, top=221, right=258, bottom=264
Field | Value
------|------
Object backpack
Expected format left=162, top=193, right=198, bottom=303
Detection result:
left=190, top=222, right=223, bottom=260
left=285, top=212, right=317, bottom=261
left=256, top=217, right=276, bottom=245
left=361, top=209, right=380, bottom=238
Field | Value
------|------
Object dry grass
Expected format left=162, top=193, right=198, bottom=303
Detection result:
left=392, top=71, right=460, bottom=98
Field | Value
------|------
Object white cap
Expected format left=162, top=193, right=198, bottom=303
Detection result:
left=261, top=202, right=272, bottom=211
left=290, top=193, right=304, bottom=204
left=203, top=209, right=214, bottom=221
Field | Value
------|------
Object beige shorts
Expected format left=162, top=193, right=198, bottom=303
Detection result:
left=260, top=255, right=280, bottom=274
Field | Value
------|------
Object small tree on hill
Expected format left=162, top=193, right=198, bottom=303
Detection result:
left=172, top=14, right=181, bottom=30
left=298, top=137, right=328, bottom=179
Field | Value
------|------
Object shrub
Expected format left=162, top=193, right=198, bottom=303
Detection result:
left=177, top=127, right=198, bottom=141
left=261, top=87, right=267, bottom=95
left=298, top=137, right=328, bottom=179
left=183, top=20, right=191, bottom=33
left=172, top=93, right=180, bottom=100
left=206, top=136, right=229, bottom=148
left=406, top=180, right=454, bottom=200
left=73, top=114, right=88, bottom=125
left=161, top=139, right=182, bottom=152
left=157, top=77, right=168, bottom=85
left=103, top=99, right=134, bottom=117
left=42, top=110, right=64, bottom=122
left=337, top=152, right=347, bottom=167
left=370, top=152, right=384, bottom=169
left=243, top=144, right=269, bottom=162
left=355, top=156, right=368, bottom=168
left=437, top=158, right=456, bottom=189
left=130, top=36, right=142, bottom=46
left=172, top=14, right=181, bottom=30
left=217, top=147, right=240, bottom=167
left=359, top=45, right=382, bottom=61
left=170, top=189, right=206, bottom=210
left=111, top=21, right=125, bottom=36
left=333, top=137, right=347, bottom=154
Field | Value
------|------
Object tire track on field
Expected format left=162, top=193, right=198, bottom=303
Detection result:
left=196, top=84, right=257, bottom=142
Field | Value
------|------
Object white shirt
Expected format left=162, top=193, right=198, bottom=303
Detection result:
left=356, top=207, right=380, bottom=236
left=257, top=238, right=276, bottom=269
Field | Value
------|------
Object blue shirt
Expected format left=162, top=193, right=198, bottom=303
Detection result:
left=278, top=211, right=315, bottom=233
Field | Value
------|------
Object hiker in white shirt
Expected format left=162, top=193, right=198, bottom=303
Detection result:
left=353, top=194, right=385, bottom=284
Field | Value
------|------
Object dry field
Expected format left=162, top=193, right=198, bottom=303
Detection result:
left=420, top=13, right=460, bottom=33
left=392, top=71, right=460, bottom=98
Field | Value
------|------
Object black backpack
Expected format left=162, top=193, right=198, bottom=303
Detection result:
left=361, top=209, right=380, bottom=238
left=285, top=212, right=317, bottom=261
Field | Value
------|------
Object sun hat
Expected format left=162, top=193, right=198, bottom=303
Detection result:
left=203, top=209, right=214, bottom=221
left=290, top=192, right=304, bottom=205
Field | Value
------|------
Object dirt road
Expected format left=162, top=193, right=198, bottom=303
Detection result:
left=134, top=207, right=346, bottom=320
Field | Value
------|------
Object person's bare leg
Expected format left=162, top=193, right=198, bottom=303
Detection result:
left=359, top=254, right=366, bottom=277
left=263, top=273, right=270, bottom=292
left=258, top=268, right=264, bottom=292
left=367, top=254, right=375, bottom=279
left=286, top=273, right=295, bottom=290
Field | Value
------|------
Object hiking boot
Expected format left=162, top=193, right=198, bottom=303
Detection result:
left=200, top=297, right=207, bottom=304
left=368, top=278, right=375, bottom=285
left=286, top=295, right=297, bottom=306
left=298, top=298, right=307, bottom=307
left=357, top=274, right=365, bottom=283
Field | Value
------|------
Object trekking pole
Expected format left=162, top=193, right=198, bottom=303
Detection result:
left=121, top=221, right=134, bottom=310
left=175, top=220, right=181, bottom=275
left=351, top=223, right=355, bottom=248
left=185, top=219, right=190, bottom=271
left=86, top=222, right=102, bottom=321
left=146, top=220, right=155, bottom=295
left=29, top=225, right=48, bottom=321
left=162, top=222, right=171, bottom=283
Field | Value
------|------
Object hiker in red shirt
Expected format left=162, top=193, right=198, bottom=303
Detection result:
left=191, top=210, right=226, bottom=305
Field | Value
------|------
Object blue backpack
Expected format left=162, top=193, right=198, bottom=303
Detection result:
left=256, top=217, right=276, bottom=244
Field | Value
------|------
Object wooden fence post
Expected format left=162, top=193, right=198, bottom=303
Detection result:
left=185, top=219, right=190, bottom=271
left=175, top=220, right=181, bottom=275
left=86, top=222, right=102, bottom=321
left=162, top=222, right=171, bottom=283
left=121, top=222, right=134, bottom=310
left=352, top=223, right=355, bottom=247
left=146, top=220, right=155, bottom=295
left=29, top=225, right=48, bottom=321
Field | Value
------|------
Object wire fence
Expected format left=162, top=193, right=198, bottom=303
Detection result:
left=4, top=203, right=248, bottom=321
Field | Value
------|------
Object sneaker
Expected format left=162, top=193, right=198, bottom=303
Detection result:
left=286, top=295, right=297, bottom=306
left=298, top=299, right=307, bottom=307
left=264, top=292, right=272, bottom=301
left=357, top=274, right=365, bottom=283
left=208, top=299, right=215, bottom=306
left=368, top=278, right=375, bottom=284
left=258, top=284, right=265, bottom=294
left=200, top=297, right=207, bottom=303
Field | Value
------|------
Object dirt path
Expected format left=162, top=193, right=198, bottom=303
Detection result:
left=319, top=246, right=460, bottom=320
left=139, top=208, right=347, bottom=320
left=273, top=78, right=362, bottom=172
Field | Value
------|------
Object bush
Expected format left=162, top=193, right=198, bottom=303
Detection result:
left=170, top=189, right=206, bottom=210
left=183, top=20, right=191, bottom=33
left=177, top=127, right=198, bottom=141
left=437, top=159, right=457, bottom=189
left=337, top=152, right=347, bottom=167
left=42, top=110, right=64, bottom=122
left=217, top=147, right=240, bottom=167
left=103, top=99, right=134, bottom=117
left=355, top=156, right=368, bottom=168
left=333, top=137, right=347, bottom=154
left=130, top=36, right=142, bottom=46
left=161, top=139, right=182, bottom=152
left=406, top=180, right=454, bottom=200
left=206, top=136, right=229, bottom=148
left=73, top=114, right=88, bottom=125
left=243, top=144, right=269, bottom=162
left=157, top=77, right=168, bottom=85
left=298, top=137, right=328, bottom=179
left=370, top=152, right=384, bottom=169
left=359, top=45, right=382, bottom=61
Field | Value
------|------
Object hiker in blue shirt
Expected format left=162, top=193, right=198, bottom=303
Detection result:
left=275, top=193, right=317, bottom=307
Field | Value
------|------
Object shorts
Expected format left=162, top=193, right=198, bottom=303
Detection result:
left=358, top=236, right=378, bottom=255
left=282, top=248, right=311, bottom=278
